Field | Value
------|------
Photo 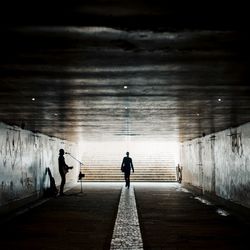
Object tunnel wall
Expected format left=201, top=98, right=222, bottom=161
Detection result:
left=180, top=122, right=250, bottom=208
left=0, top=122, right=79, bottom=212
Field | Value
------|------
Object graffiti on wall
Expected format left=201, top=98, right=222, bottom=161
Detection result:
left=20, top=172, right=34, bottom=190
left=0, top=122, right=77, bottom=207
left=1, top=130, right=23, bottom=169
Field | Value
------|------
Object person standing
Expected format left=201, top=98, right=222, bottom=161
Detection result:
left=176, top=163, right=183, bottom=183
left=121, top=152, right=134, bottom=188
left=58, top=149, right=72, bottom=196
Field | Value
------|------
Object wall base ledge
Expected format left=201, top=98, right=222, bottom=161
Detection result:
left=0, top=182, right=76, bottom=223
left=183, top=182, right=250, bottom=224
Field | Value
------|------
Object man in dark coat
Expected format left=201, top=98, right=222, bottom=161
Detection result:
left=58, top=149, right=69, bottom=196
left=121, top=152, right=134, bottom=188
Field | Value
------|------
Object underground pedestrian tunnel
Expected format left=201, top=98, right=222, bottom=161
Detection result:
left=0, top=1, right=250, bottom=249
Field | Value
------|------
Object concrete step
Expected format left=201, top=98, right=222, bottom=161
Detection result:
left=80, top=165, right=177, bottom=181
left=83, top=170, right=176, bottom=173
left=84, top=176, right=175, bottom=179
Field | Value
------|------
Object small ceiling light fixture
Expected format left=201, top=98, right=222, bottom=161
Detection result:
left=218, top=98, right=222, bottom=102
left=125, top=107, right=128, bottom=109
left=32, top=97, right=35, bottom=101
left=196, top=113, right=200, bottom=116
left=54, top=113, right=58, bottom=116
left=124, top=85, right=128, bottom=89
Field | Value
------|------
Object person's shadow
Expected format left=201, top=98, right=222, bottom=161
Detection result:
left=43, top=167, right=58, bottom=197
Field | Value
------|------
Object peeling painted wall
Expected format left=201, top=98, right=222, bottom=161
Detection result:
left=0, top=122, right=79, bottom=209
left=180, top=122, right=250, bottom=208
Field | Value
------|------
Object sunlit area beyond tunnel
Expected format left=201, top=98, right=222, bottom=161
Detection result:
left=78, top=141, right=179, bottom=182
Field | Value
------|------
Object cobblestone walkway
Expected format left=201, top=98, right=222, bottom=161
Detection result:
left=110, top=186, right=143, bottom=250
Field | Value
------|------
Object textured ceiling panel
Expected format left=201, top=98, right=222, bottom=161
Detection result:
left=0, top=1, right=249, bottom=142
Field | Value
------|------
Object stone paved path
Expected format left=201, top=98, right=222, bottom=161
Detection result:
left=110, top=186, right=143, bottom=249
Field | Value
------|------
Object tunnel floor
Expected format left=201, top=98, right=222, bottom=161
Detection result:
left=0, top=183, right=249, bottom=250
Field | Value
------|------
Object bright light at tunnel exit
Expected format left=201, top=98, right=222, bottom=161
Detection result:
left=78, top=141, right=180, bottom=168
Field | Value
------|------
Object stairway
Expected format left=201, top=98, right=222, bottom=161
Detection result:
left=78, top=141, right=178, bottom=182
left=79, top=161, right=177, bottom=182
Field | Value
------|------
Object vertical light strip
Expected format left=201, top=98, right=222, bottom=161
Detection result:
left=110, top=186, right=143, bottom=249
left=125, top=106, right=131, bottom=149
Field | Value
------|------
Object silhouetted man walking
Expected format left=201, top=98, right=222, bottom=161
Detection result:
left=121, top=152, right=134, bottom=188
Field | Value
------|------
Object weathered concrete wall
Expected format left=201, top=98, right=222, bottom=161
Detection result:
left=0, top=122, right=79, bottom=210
left=180, top=122, right=250, bottom=208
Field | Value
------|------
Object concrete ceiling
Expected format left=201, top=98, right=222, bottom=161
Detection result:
left=0, top=1, right=250, bottom=142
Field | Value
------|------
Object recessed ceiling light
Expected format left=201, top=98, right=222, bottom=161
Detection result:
left=196, top=113, right=200, bottom=116
left=218, top=98, right=222, bottom=102
left=125, top=107, right=128, bottom=109
left=32, top=98, right=35, bottom=101
left=124, top=85, right=128, bottom=89
left=54, top=113, right=58, bottom=116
